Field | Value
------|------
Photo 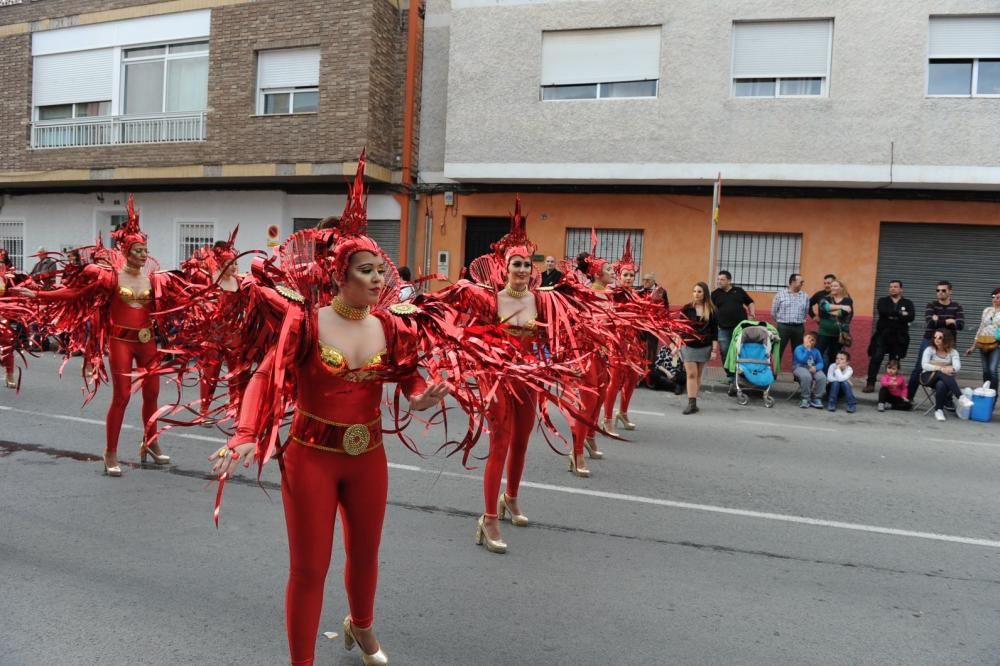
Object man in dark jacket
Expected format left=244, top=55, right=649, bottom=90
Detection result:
left=540, top=256, right=564, bottom=287
left=864, top=279, right=915, bottom=392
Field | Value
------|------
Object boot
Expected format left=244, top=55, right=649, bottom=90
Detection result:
left=682, top=398, right=699, bottom=415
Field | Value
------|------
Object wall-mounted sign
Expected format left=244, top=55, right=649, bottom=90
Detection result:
left=0, top=0, right=25, bottom=7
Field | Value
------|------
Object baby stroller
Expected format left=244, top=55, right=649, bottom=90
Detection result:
left=724, top=320, right=780, bottom=407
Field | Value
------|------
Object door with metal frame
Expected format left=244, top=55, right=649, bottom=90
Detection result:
left=463, top=217, right=510, bottom=271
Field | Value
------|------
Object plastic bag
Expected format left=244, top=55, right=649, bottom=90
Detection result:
left=956, top=395, right=974, bottom=420
left=973, top=381, right=996, bottom=398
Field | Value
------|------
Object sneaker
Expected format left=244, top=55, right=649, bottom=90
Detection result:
left=847, top=405, right=856, bottom=414
left=800, top=399, right=809, bottom=409
left=862, top=383, right=875, bottom=393
left=810, top=399, right=824, bottom=409
left=877, top=402, right=885, bottom=412
left=827, top=405, right=836, bottom=412
left=934, top=409, right=946, bottom=422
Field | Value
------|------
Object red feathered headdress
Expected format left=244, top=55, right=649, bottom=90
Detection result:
left=110, top=194, right=147, bottom=252
left=328, top=150, right=381, bottom=284
left=613, top=236, right=637, bottom=276
left=213, top=226, right=239, bottom=266
left=491, top=194, right=537, bottom=263
left=583, top=227, right=609, bottom=280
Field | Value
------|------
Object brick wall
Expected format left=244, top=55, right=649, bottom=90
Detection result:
left=0, top=0, right=413, bottom=178
left=0, top=0, right=155, bottom=25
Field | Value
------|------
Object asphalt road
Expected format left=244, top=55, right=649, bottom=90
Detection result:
left=2, top=354, right=999, bottom=665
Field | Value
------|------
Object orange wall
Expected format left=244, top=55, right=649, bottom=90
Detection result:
left=415, top=191, right=1000, bottom=317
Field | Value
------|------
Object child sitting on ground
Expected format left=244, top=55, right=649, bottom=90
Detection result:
left=877, top=359, right=912, bottom=412
left=827, top=350, right=857, bottom=413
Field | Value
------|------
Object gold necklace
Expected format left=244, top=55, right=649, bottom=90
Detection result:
left=123, top=265, right=142, bottom=276
left=504, top=284, right=529, bottom=298
left=332, top=295, right=370, bottom=320
left=590, top=282, right=605, bottom=291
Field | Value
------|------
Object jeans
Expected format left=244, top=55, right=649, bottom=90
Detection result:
left=921, top=371, right=962, bottom=411
left=777, top=323, right=805, bottom=368
left=981, top=348, right=1000, bottom=389
left=907, top=337, right=932, bottom=400
left=793, top=366, right=826, bottom=399
left=827, top=380, right=856, bottom=409
left=718, top=327, right=734, bottom=378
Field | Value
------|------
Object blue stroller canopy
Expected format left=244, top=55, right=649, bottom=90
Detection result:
left=737, top=342, right=775, bottom=387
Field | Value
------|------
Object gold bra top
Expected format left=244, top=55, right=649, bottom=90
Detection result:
left=119, top=286, right=153, bottom=305
left=318, top=341, right=387, bottom=381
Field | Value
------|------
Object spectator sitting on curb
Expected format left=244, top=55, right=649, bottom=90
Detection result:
left=792, top=331, right=826, bottom=409
left=921, top=329, right=964, bottom=422
left=877, top=359, right=912, bottom=412
left=827, top=350, right=857, bottom=413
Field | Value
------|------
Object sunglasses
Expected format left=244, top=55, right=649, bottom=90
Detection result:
left=509, top=261, right=531, bottom=269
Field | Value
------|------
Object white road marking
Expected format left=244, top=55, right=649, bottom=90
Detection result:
left=927, top=437, right=1000, bottom=449
left=737, top=419, right=836, bottom=432
left=5, top=405, right=999, bottom=549
left=628, top=409, right=665, bottom=416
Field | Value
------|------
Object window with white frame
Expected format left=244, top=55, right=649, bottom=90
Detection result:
left=540, top=27, right=660, bottom=101
left=257, top=48, right=321, bottom=115
left=177, top=222, right=215, bottom=265
left=928, top=16, right=1000, bottom=96
left=564, top=228, right=644, bottom=284
left=123, top=41, right=209, bottom=114
left=731, top=20, right=833, bottom=97
left=0, top=221, right=26, bottom=271
left=717, top=232, right=801, bottom=292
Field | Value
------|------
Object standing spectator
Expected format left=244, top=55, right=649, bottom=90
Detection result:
left=816, top=279, right=853, bottom=366
left=30, top=247, right=59, bottom=289
left=809, top=274, right=836, bottom=319
left=711, top=270, right=755, bottom=384
left=877, top=360, right=912, bottom=412
left=397, top=266, right=415, bottom=301
left=540, top=255, right=563, bottom=287
left=772, top=273, right=810, bottom=365
left=637, top=272, right=668, bottom=308
left=864, top=280, right=916, bottom=392
left=678, top=282, right=719, bottom=414
left=826, top=350, right=857, bottom=413
left=792, top=332, right=826, bottom=408
left=907, top=281, right=965, bottom=400
left=572, top=252, right=592, bottom=286
left=965, top=287, right=1000, bottom=390
left=920, top=330, right=963, bottom=422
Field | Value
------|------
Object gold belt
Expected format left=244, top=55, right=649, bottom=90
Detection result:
left=290, top=408, right=381, bottom=456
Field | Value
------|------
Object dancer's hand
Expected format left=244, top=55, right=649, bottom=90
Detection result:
left=409, top=382, right=449, bottom=411
left=9, top=287, right=36, bottom=298
left=210, top=442, right=255, bottom=476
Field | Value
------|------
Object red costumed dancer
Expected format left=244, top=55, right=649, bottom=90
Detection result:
left=14, top=196, right=190, bottom=476
left=0, top=249, right=29, bottom=388
left=603, top=238, right=642, bottom=434
left=430, top=197, right=616, bottom=551
left=209, top=154, right=534, bottom=665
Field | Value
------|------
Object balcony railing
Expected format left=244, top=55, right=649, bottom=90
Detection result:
left=30, top=112, right=207, bottom=149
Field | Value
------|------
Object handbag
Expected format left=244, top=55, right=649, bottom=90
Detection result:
left=976, top=333, right=998, bottom=351
left=838, top=329, right=853, bottom=347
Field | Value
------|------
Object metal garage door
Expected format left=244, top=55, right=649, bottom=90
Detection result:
left=368, top=219, right=400, bottom=264
left=874, top=222, right=1000, bottom=379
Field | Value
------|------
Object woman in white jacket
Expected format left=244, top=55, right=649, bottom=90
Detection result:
left=921, top=329, right=963, bottom=421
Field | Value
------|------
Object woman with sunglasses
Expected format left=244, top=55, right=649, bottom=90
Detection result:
left=921, top=329, right=963, bottom=422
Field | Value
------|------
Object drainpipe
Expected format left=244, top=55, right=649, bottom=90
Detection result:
left=397, top=0, right=422, bottom=267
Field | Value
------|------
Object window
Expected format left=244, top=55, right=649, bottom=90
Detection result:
left=123, top=41, right=209, bottom=114
left=257, top=48, right=321, bottom=115
left=564, top=228, right=644, bottom=283
left=37, top=101, right=111, bottom=120
left=177, top=222, right=215, bottom=264
left=0, top=221, right=25, bottom=271
left=928, top=17, right=1000, bottom=96
left=731, top=20, right=833, bottom=97
left=540, top=27, right=660, bottom=101
left=717, top=232, right=801, bottom=292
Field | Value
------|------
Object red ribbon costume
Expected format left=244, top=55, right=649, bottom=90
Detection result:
left=603, top=238, right=643, bottom=427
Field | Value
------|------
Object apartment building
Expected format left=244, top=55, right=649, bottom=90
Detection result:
left=0, top=0, right=421, bottom=271
left=417, top=0, right=1000, bottom=373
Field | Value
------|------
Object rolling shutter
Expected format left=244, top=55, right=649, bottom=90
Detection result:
left=732, top=20, right=832, bottom=79
left=929, top=16, right=1000, bottom=58
left=874, top=222, right=1000, bottom=377
left=258, top=48, right=320, bottom=89
left=33, top=49, right=114, bottom=106
left=541, top=27, right=661, bottom=85
left=368, top=219, right=401, bottom=264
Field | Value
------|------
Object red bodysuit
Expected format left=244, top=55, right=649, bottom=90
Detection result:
left=36, top=264, right=183, bottom=454
left=231, top=305, right=425, bottom=666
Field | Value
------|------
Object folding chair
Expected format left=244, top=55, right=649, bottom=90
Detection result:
left=913, top=380, right=937, bottom=416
